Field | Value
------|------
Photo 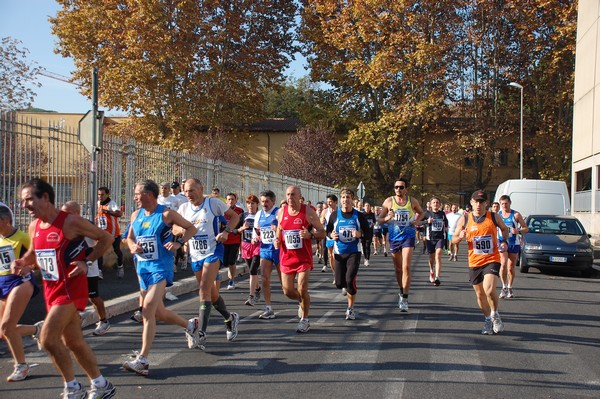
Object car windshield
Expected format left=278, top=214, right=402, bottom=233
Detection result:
left=527, top=217, right=585, bottom=235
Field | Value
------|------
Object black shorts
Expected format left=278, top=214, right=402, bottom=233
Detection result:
left=87, top=276, right=100, bottom=298
left=426, top=238, right=445, bottom=254
left=469, top=262, right=500, bottom=286
left=223, top=244, right=240, bottom=267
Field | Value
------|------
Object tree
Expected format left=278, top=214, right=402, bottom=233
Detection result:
left=0, top=37, right=41, bottom=111
left=300, top=1, right=459, bottom=195
left=50, top=0, right=298, bottom=149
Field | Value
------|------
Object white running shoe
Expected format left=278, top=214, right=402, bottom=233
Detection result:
left=492, top=315, right=504, bottom=334
left=6, top=363, right=30, bottom=382
left=398, top=295, right=409, bottom=312
left=227, top=281, right=236, bottom=290
left=130, top=310, right=143, bottom=323
left=62, top=382, right=86, bottom=398
left=342, top=287, right=347, bottom=296
left=244, top=295, right=256, bottom=306
left=87, top=380, right=116, bottom=399
left=321, top=265, right=327, bottom=272
left=364, top=259, right=370, bottom=267
left=296, top=318, right=310, bottom=333
left=165, top=291, right=178, bottom=301
left=32, top=320, right=44, bottom=350
left=93, top=319, right=111, bottom=336
left=481, top=318, right=494, bottom=335
left=123, top=355, right=149, bottom=376
left=226, top=313, right=239, bottom=341
left=185, top=317, right=201, bottom=349
left=499, top=287, right=508, bottom=299
left=259, top=308, right=275, bottom=319
left=345, top=308, right=356, bottom=320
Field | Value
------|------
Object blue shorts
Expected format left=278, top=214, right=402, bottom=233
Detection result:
left=0, top=273, right=39, bottom=299
left=426, top=238, right=445, bottom=254
left=390, top=237, right=416, bottom=253
left=191, top=253, right=223, bottom=273
left=138, top=270, right=174, bottom=291
left=507, top=244, right=521, bottom=254
left=325, top=238, right=335, bottom=248
left=260, top=248, right=280, bottom=264
left=447, top=233, right=453, bottom=241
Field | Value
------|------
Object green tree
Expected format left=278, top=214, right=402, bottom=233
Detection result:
left=51, top=0, right=297, bottom=149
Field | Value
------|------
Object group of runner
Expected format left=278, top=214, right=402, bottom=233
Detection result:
left=0, top=176, right=526, bottom=397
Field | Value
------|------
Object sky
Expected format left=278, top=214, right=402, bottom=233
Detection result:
left=0, top=1, right=308, bottom=116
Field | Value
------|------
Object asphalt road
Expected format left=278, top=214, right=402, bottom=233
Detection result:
left=1, top=245, right=599, bottom=398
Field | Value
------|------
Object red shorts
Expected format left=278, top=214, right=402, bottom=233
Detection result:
left=280, top=261, right=313, bottom=275
left=44, top=274, right=89, bottom=311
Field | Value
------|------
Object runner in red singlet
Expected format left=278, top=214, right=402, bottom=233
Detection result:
left=273, top=185, right=325, bottom=333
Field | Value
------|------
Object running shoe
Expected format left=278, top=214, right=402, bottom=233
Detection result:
left=87, top=380, right=116, bottom=399
left=32, top=320, right=44, bottom=350
left=227, top=280, right=236, bottom=290
left=116, top=265, right=124, bottom=279
left=492, top=315, right=504, bottom=334
left=93, top=320, right=111, bottom=336
left=433, top=278, right=441, bottom=287
left=259, top=308, right=275, bottom=319
left=345, top=308, right=356, bottom=320
left=225, top=312, right=239, bottom=341
left=130, top=310, right=143, bottom=323
left=448, top=253, right=453, bottom=260
left=185, top=317, right=201, bottom=349
left=342, top=287, right=347, bottom=296
left=481, top=318, right=494, bottom=335
left=364, top=259, right=370, bottom=267
left=244, top=295, right=256, bottom=306
left=321, top=265, right=327, bottom=272
left=123, top=355, right=149, bottom=376
left=62, top=382, right=86, bottom=399
left=398, top=295, right=409, bottom=312
left=255, top=288, right=262, bottom=302
left=296, top=318, right=310, bottom=333
left=165, top=291, right=178, bottom=301
left=384, top=251, right=388, bottom=257
left=506, top=288, right=514, bottom=299
left=373, top=250, right=378, bottom=255
left=499, top=287, right=508, bottom=299
left=429, top=271, right=435, bottom=283
left=453, top=254, right=458, bottom=261
left=6, top=363, right=29, bottom=382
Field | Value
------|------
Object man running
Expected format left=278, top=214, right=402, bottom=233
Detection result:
left=178, top=178, right=240, bottom=348
left=378, top=178, right=425, bottom=312
left=274, top=185, right=325, bottom=333
left=452, top=190, right=508, bottom=335
left=361, top=202, right=376, bottom=267
left=222, top=193, right=244, bottom=290
left=446, top=204, right=462, bottom=261
left=12, top=178, right=116, bottom=398
left=423, top=197, right=448, bottom=286
left=124, top=179, right=200, bottom=376
left=497, top=195, right=528, bottom=299
left=96, top=186, right=124, bottom=278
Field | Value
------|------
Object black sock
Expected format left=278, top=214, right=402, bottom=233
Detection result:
left=199, top=300, right=212, bottom=332
left=213, top=295, right=231, bottom=320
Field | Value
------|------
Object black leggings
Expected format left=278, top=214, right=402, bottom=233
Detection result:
left=245, top=255, right=260, bottom=275
left=361, top=238, right=372, bottom=260
left=334, top=252, right=361, bottom=295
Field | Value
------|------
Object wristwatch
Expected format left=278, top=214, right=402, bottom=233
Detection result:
left=175, top=237, right=185, bottom=245
left=85, top=260, right=94, bottom=268
left=225, top=226, right=234, bottom=233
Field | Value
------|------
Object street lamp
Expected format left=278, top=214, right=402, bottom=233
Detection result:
left=509, top=82, right=524, bottom=179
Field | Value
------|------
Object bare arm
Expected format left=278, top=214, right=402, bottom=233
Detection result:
left=377, top=198, right=392, bottom=225
left=411, top=197, right=425, bottom=224
left=494, top=213, right=509, bottom=243
left=164, top=209, right=198, bottom=251
left=305, top=207, right=326, bottom=240
left=515, top=212, right=529, bottom=234
left=451, top=215, right=466, bottom=245
left=64, top=214, right=114, bottom=262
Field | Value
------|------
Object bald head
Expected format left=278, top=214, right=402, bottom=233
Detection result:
left=61, top=200, right=81, bottom=215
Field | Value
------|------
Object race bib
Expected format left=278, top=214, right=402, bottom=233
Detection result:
left=283, top=230, right=303, bottom=249
left=97, top=216, right=108, bottom=230
left=189, top=234, right=210, bottom=260
left=0, top=245, right=15, bottom=272
left=394, top=210, right=410, bottom=227
left=36, top=249, right=60, bottom=281
left=432, top=219, right=443, bottom=231
left=261, top=227, right=276, bottom=244
left=243, top=229, right=253, bottom=242
left=339, top=226, right=357, bottom=243
left=473, top=235, right=493, bottom=255
left=136, top=235, right=159, bottom=261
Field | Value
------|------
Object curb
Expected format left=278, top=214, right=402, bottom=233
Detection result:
left=80, top=264, right=248, bottom=328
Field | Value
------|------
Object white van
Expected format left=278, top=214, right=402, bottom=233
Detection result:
left=493, top=179, right=570, bottom=217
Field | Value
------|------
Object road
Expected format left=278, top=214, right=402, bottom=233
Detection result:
left=1, top=246, right=599, bottom=398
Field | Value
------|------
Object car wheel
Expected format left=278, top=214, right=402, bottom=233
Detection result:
left=519, top=252, right=529, bottom=273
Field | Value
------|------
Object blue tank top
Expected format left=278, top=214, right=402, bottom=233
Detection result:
left=132, top=204, right=174, bottom=273
left=499, top=210, right=517, bottom=245
left=257, top=207, right=279, bottom=250
left=388, top=196, right=416, bottom=241
left=333, top=208, right=361, bottom=254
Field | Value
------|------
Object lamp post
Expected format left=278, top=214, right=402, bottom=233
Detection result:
left=509, top=82, right=524, bottom=179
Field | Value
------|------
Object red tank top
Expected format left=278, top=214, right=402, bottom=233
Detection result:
left=34, top=211, right=89, bottom=310
left=279, top=204, right=313, bottom=266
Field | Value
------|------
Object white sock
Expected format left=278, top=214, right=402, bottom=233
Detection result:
left=66, top=379, right=80, bottom=389
left=91, top=375, right=107, bottom=388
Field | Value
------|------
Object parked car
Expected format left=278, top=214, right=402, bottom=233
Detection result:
left=519, top=215, right=594, bottom=277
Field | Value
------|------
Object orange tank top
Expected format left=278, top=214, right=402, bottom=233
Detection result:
left=465, top=211, right=500, bottom=268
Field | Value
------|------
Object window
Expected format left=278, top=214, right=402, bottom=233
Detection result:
left=576, top=168, right=592, bottom=191
left=494, top=148, right=508, bottom=166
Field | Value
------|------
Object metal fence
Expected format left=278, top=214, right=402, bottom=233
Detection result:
left=1, top=111, right=335, bottom=230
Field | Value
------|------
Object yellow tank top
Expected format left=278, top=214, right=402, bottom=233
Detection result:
left=0, top=229, right=30, bottom=276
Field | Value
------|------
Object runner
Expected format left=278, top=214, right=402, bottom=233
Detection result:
left=497, top=195, right=528, bottom=299
left=12, top=178, right=116, bottom=398
left=446, top=204, right=462, bottom=261
left=451, top=190, right=508, bottom=335
left=491, top=201, right=500, bottom=213
left=254, top=190, right=280, bottom=319
left=326, top=188, right=369, bottom=320
left=320, top=194, right=338, bottom=277
left=222, top=193, right=244, bottom=290
left=178, top=178, right=240, bottom=348
left=239, top=195, right=261, bottom=306
left=372, top=206, right=383, bottom=255
left=96, top=186, right=124, bottom=278
left=378, top=178, right=425, bottom=312
left=361, top=202, right=376, bottom=266
left=61, top=201, right=111, bottom=336
left=423, top=197, right=448, bottom=286
left=315, top=201, right=325, bottom=264
left=274, top=185, right=326, bottom=332
left=123, top=179, right=201, bottom=376
left=0, top=204, right=40, bottom=382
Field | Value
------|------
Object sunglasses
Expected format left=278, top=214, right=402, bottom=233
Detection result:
left=394, top=185, right=405, bottom=189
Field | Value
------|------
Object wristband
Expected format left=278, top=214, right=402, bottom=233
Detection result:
left=175, top=237, right=185, bottom=245
left=225, top=226, right=234, bottom=233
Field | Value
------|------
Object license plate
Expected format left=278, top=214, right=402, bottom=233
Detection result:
left=550, top=256, right=567, bottom=263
